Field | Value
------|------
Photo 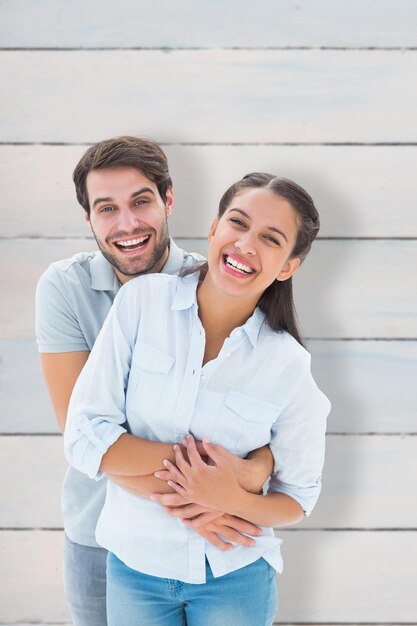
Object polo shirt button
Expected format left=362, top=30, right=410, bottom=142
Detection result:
left=180, top=408, right=188, bottom=416
left=235, top=330, right=242, bottom=337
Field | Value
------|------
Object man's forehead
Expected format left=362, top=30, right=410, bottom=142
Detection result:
left=86, top=166, right=157, bottom=199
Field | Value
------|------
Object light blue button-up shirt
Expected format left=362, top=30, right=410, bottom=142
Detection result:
left=65, top=271, right=330, bottom=583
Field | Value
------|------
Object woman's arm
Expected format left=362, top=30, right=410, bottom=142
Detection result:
left=152, top=437, right=304, bottom=527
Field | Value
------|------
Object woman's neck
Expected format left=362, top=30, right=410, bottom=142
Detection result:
left=197, top=273, right=258, bottom=350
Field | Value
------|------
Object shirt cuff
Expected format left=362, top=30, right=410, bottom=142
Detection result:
left=268, top=476, right=322, bottom=517
left=65, top=415, right=127, bottom=480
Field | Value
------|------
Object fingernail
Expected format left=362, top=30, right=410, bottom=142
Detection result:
left=150, top=495, right=156, bottom=501
left=154, top=472, right=161, bottom=478
left=162, top=459, right=169, bottom=468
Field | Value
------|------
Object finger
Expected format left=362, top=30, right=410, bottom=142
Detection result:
left=202, top=439, right=223, bottom=466
left=166, top=504, right=206, bottom=520
left=212, top=525, right=256, bottom=547
left=184, top=435, right=205, bottom=467
left=184, top=510, right=223, bottom=528
left=150, top=492, right=189, bottom=507
left=194, top=529, right=233, bottom=551
left=173, top=445, right=192, bottom=477
left=153, top=470, right=172, bottom=482
left=168, top=480, right=188, bottom=498
left=194, top=441, right=207, bottom=456
left=161, top=458, right=187, bottom=486
left=222, top=514, right=263, bottom=536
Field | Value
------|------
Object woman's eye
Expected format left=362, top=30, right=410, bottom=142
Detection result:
left=230, top=218, right=245, bottom=227
left=265, top=235, right=280, bottom=246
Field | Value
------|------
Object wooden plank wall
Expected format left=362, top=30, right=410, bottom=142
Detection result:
left=1, top=1, right=416, bottom=624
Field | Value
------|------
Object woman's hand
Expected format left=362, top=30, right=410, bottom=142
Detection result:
left=153, top=435, right=245, bottom=512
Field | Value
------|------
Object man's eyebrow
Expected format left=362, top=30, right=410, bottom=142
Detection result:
left=131, top=187, right=155, bottom=199
left=92, top=187, right=155, bottom=209
left=228, top=208, right=288, bottom=243
left=93, top=196, right=112, bottom=208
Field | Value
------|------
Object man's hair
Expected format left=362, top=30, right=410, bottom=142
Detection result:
left=73, top=136, right=172, bottom=215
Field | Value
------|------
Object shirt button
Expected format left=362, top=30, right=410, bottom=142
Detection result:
left=180, top=408, right=189, bottom=416
left=235, top=330, right=242, bottom=337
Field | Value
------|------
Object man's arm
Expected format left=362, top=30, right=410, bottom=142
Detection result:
left=40, top=352, right=89, bottom=433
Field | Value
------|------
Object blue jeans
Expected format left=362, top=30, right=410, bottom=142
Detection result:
left=63, top=533, right=108, bottom=626
left=107, top=552, right=278, bottom=626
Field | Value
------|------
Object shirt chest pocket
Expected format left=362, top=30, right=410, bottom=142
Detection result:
left=212, top=391, right=278, bottom=455
left=127, top=341, right=175, bottom=421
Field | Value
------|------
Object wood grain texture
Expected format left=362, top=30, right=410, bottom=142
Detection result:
left=2, top=144, right=417, bottom=238
left=1, top=435, right=416, bottom=529
left=0, top=530, right=416, bottom=622
left=1, top=0, right=416, bottom=48
left=1, top=50, right=417, bottom=143
left=1, top=340, right=415, bottom=434
left=2, top=238, right=416, bottom=339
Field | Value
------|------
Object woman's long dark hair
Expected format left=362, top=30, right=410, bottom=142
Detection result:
left=219, top=173, right=320, bottom=346
left=186, top=173, right=320, bottom=346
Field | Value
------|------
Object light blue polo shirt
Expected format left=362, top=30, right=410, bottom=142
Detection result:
left=35, top=239, right=203, bottom=547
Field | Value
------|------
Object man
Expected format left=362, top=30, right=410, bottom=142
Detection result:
left=36, top=136, right=273, bottom=626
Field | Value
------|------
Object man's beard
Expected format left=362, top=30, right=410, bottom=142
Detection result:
left=93, top=225, right=170, bottom=278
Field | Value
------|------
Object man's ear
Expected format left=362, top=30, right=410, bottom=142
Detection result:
left=165, top=187, right=174, bottom=217
left=276, top=257, right=301, bottom=282
left=84, top=211, right=90, bottom=223
left=208, top=218, right=219, bottom=241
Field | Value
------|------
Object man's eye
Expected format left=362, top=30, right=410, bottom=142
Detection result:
left=99, top=206, right=114, bottom=213
left=135, top=199, right=148, bottom=206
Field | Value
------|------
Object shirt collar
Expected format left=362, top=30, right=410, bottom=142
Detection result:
left=90, top=251, right=120, bottom=293
left=162, top=238, right=187, bottom=275
left=171, top=272, right=199, bottom=311
left=172, top=273, right=266, bottom=347
left=242, top=307, right=266, bottom=347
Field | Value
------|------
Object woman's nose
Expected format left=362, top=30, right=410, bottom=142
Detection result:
left=235, top=233, right=256, bottom=256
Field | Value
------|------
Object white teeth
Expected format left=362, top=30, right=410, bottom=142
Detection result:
left=115, top=236, right=149, bottom=247
left=225, top=255, right=254, bottom=274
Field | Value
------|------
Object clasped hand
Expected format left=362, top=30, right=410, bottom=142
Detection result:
left=151, top=435, right=261, bottom=550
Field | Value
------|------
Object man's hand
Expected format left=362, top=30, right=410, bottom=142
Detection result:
left=192, top=514, right=262, bottom=551
left=237, top=445, right=274, bottom=494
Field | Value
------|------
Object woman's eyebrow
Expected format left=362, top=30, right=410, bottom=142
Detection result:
left=228, top=208, right=288, bottom=243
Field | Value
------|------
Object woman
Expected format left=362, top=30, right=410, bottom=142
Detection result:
left=65, top=172, right=330, bottom=626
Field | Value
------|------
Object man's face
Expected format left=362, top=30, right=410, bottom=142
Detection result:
left=86, top=167, right=173, bottom=283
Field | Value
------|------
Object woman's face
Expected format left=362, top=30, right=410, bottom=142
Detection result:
left=207, top=187, right=301, bottom=303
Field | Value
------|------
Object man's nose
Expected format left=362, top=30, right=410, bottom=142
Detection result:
left=117, top=207, right=140, bottom=230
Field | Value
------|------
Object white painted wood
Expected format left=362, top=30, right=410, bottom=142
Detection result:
left=277, top=530, right=417, bottom=622
left=0, top=531, right=69, bottom=623
left=1, top=0, right=416, bottom=48
left=1, top=436, right=416, bottom=529
left=0, top=340, right=59, bottom=434
left=301, top=435, right=417, bottom=529
left=0, top=437, right=66, bottom=528
left=2, top=144, right=417, bottom=238
left=0, top=530, right=416, bottom=622
left=1, top=339, right=415, bottom=434
left=1, top=239, right=416, bottom=339
left=2, top=51, right=417, bottom=143
left=308, top=340, right=417, bottom=433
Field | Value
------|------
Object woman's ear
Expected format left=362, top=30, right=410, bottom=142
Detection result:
left=208, top=218, right=219, bottom=241
left=276, top=257, right=301, bottom=282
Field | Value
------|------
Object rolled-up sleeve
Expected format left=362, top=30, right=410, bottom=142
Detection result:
left=64, top=285, right=137, bottom=480
left=268, top=365, right=331, bottom=516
